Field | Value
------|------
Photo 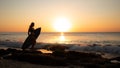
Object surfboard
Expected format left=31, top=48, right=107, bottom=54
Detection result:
left=22, top=27, right=41, bottom=50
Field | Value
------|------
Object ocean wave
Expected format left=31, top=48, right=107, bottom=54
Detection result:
left=0, top=41, right=120, bottom=55
left=67, top=45, right=120, bottom=54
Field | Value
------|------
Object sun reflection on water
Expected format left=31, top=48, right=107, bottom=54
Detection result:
left=59, top=32, right=65, bottom=43
left=38, top=49, right=53, bottom=53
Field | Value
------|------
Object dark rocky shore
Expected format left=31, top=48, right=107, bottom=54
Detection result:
left=0, top=48, right=120, bottom=68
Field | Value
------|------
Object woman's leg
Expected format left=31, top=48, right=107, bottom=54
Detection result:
left=31, top=39, right=36, bottom=49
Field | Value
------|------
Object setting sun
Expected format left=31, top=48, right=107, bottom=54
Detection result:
left=53, top=17, right=71, bottom=32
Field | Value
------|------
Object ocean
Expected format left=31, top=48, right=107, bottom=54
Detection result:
left=0, top=32, right=120, bottom=55
left=0, top=32, right=120, bottom=45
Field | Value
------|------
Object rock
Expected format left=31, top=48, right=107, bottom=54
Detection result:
left=48, top=45, right=66, bottom=52
left=4, top=48, right=67, bottom=66
left=0, top=49, right=11, bottom=57
left=1, top=48, right=119, bottom=67
left=111, top=57, right=120, bottom=61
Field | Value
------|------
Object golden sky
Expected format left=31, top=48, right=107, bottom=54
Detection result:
left=0, top=0, right=120, bottom=32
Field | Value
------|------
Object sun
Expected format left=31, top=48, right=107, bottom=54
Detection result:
left=53, top=17, right=71, bottom=32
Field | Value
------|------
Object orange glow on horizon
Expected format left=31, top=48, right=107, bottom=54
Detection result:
left=0, top=0, right=120, bottom=32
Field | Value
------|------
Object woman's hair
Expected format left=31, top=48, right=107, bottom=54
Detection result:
left=30, top=22, right=34, bottom=28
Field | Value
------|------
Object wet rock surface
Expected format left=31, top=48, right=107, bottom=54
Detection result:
left=0, top=48, right=120, bottom=68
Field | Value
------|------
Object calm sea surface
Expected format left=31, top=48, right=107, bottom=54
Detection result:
left=0, top=32, right=120, bottom=45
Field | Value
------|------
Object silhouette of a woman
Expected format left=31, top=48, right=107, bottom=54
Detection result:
left=28, top=22, right=36, bottom=49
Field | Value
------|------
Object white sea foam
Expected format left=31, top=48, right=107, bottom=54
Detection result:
left=68, top=45, right=120, bottom=54
left=0, top=41, right=22, bottom=48
left=0, top=40, right=120, bottom=55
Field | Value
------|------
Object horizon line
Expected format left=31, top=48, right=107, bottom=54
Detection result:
left=0, top=31, right=120, bottom=33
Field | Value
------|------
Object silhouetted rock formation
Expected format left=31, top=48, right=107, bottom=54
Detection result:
left=0, top=48, right=120, bottom=67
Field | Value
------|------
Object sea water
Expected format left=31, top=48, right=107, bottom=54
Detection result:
left=0, top=32, right=120, bottom=45
left=0, top=32, right=120, bottom=54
